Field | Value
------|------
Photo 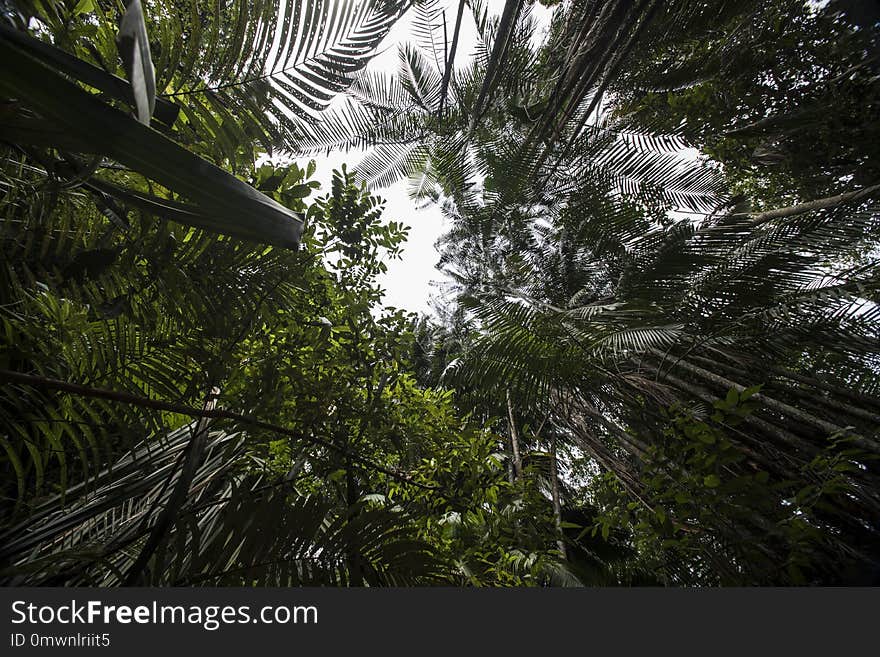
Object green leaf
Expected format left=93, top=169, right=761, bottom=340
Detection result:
left=703, top=474, right=721, bottom=488
left=73, top=0, right=96, bottom=14
left=328, top=469, right=347, bottom=483
left=289, top=184, right=313, bottom=199
left=694, top=430, right=716, bottom=444
left=740, top=384, right=763, bottom=400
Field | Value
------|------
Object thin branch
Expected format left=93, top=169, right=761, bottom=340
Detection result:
left=736, top=183, right=880, bottom=225
left=0, top=368, right=440, bottom=490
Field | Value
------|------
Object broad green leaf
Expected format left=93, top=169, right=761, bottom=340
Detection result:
left=725, top=388, right=739, bottom=406
left=741, top=384, right=763, bottom=400
left=73, top=0, right=96, bottom=14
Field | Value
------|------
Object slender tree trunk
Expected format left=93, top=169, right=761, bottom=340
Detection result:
left=649, top=364, right=820, bottom=456
left=469, top=0, right=525, bottom=131
left=345, top=457, right=364, bottom=587
left=559, top=414, right=649, bottom=511
left=651, top=349, right=880, bottom=456
left=771, top=365, right=880, bottom=412
left=549, top=433, right=567, bottom=559
left=437, top=0, right=466, bottom=120
left=506, top=388, right=523, bottom=480
left=685, top=353, right=880, bottom=425
left=642, top=361, right=880, bottom=513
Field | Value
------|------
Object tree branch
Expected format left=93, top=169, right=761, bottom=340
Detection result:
left=0, top=368, right=440, bottom=490
left=738, top=183, right=880, bottom=225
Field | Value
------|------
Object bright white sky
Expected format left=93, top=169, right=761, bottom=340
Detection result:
left=305, top=2, right=555, bottom=316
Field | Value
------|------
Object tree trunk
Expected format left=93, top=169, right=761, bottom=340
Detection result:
left=506, top=388, right=523, bottom=480
left=469, top=0, right=526, bottom=131
left=771, top=365, right=880, bottom=412
left=345, top=457, right=364, bottom=587
left=549, top=432, right=567, bottom=559
left=649, top=364, right=821, bottom=457
left=685, top=353, right=880, bottom=425
left=652, top=350, right=880, bottom=456
left=437, top=0, right=466, bottom=120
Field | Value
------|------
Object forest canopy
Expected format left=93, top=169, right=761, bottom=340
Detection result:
left=0, top=0, right=878, bottom=586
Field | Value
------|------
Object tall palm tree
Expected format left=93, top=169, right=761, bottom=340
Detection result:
left=413, top=0, right=880, bottom=584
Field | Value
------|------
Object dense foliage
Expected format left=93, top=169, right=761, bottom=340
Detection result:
left=1, top=0, right=878, bottom=585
